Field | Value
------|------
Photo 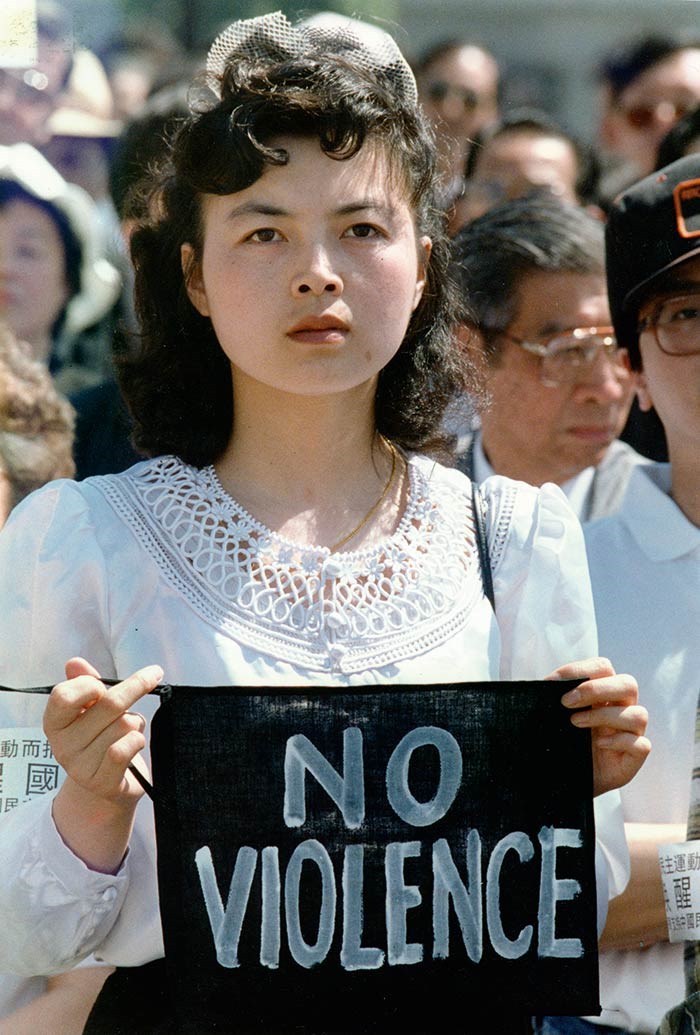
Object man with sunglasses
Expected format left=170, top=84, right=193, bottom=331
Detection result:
left=451, top=193, right=643, bottom=521
left=415, top=39, right=500, bottom=204
left=597, top=33, right=700, bottom=200
left=539, top=153, right=700, bottom=1035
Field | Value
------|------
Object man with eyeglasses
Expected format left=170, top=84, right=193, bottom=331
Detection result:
left=597, top=33, right=700, bottom=201
left=538, top=153, right=700, bottom=1035
left=415, top=39, right=500, bottom=204
left=451, top=193, right=644, bottom=522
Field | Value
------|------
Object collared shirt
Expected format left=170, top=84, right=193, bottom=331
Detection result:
left=584, top=463, right=700, bottom=1032
left=472, top=431, right=596, bottom=521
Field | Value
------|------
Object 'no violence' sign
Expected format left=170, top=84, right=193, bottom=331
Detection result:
left=150, top=680, right=600, bottom=1033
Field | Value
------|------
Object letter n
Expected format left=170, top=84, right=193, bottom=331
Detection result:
left=284, top=728, right=364, bottom=829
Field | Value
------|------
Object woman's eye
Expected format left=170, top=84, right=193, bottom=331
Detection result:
left=16, top=245, right=42, bottom=261
left=660, top=296, right=700, bottom=324
left=248, top=228, right=281, bottom=243
left=670, top=305, right=700, bottom=322
left=344, top=223, right=381, bottom=239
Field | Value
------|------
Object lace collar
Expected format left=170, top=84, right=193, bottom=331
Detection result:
left=98, top=454, right=485, bottom=674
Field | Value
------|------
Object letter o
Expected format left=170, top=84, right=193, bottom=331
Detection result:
left=386, top=726, right=462, bottom=827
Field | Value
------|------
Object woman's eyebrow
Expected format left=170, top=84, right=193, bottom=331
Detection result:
left=224, top=202, right=288, bottom=221
left=223, top=200, right=396, bottom=221
left=335, top=200, right=395, bottom=217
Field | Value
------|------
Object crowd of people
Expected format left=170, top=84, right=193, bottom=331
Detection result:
left=0, top=3, right=698, bottom=1033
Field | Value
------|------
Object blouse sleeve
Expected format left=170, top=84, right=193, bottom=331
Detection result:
left=0, top=480, right=116, bottom=690
left=481, top=476, right=630, bottom=909
left=0, top=483, right=161, bottom=974
left=483, top=477, right=597, bottom=680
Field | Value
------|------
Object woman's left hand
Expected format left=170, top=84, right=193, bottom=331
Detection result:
left=549, top=657, right=651, bottom=797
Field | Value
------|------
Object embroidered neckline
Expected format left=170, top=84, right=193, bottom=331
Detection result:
left=96, top=455, right=502, bottom=675
left=202, top=457, right=421, bottom=560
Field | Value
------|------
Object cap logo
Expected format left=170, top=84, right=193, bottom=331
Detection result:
left=673, top=177, right=700, bottom=239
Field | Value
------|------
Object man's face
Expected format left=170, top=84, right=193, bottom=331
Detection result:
left=418, top=46, right=498, bottom=178
left=601, top=48, right=700, bottom=176
left=479, top=269, right=634, bottom=486
left=636, top=254, right=700, bottom=458
left=454, top=130, right=580, bottom=225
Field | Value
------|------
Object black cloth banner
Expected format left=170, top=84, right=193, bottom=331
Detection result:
left=147, top=680, right=600, bottom=1033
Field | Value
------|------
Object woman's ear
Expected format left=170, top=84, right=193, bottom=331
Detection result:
left=181, top=243, right=209, bottom=317
left=635, top=369, right=654, bottom=412
left=412, top=236, right=432, bottom=311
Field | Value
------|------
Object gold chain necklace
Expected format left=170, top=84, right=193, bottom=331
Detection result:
left=330, top=438, right=399, bottom=553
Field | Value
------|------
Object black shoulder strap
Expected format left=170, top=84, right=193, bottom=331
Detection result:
left=455, top=434, right=476, bottom=479
left=471, top=480, right=495, bottom=612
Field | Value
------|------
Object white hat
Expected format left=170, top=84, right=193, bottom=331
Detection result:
left=0, top=142, right=121, bottom=336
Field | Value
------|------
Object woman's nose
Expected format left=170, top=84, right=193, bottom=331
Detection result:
left=291, top=247, right=343, bottom=297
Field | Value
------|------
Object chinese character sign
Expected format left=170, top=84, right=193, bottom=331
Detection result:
left=659, top=841, right=700, bottom=942
left=150, top=681, right=600, bottom=1034
left=0, top=727, right=63, bottom=814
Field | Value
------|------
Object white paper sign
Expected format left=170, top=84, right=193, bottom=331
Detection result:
left=0, top=0, right=37, bottom=69
left=0, top=726, right=64, bottom=814
left=659, top=840, right=700, bottom=943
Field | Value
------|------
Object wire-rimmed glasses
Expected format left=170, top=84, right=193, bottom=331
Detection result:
left=638, top=292, right=700, bottom=356
left=499, top=326, right=627, bottom=386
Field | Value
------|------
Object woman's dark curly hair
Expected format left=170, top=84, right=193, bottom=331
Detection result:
left=121, top=42, right=477, bottom=466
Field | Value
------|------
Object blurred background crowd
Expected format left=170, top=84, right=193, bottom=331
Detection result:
left=2, top=0, right=699, bottom=513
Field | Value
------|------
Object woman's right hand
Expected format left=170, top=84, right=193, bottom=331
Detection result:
left=45, top=657, right=163, bottom=874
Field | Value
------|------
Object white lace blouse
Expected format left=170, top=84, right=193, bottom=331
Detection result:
left=0, top=453, right=625, bottom=985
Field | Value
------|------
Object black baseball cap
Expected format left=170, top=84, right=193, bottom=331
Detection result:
left=606, top=153, right=700, bottom=364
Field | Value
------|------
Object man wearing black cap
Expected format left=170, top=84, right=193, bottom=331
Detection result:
left=537, top=154, right=700, bottom=1035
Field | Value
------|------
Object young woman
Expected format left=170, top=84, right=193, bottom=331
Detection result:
left=0, top=12, right=649, bottom=1029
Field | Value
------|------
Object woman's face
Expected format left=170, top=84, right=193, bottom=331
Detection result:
left=0, top=198, right=70, bottom=359
left=183, top=137, right=430, bottom=401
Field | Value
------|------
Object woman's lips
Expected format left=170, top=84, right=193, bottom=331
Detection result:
left=287, top=315, right=350, bottom=345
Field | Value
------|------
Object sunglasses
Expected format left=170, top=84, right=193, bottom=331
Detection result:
left=426, top=79, right=480, bottom=111
left=0, top=68, right=52, bottom=107
left=619, top=99, right=691, bottom=130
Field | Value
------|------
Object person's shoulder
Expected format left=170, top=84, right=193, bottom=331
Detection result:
left=479, top=474, right=575, bottom=529
left=587, top=460, right=667, bottom=530
left=469, top=474, right=581, bottom=578
left=407, top=456, right=578, bottom=543
left=599, top=438, right=651, bottom=474
left=2, top=458, right=161, bottom=545
left=586, top=461, right=689, bottom=565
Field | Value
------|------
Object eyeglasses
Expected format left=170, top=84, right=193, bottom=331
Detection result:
left=0, top=68, right=52, bottom=107
left=619, top=99, right=690, bottom=130
left=426, top=79, right=480, bottom=111
left=638, top=292, right=700, bottom=356
left=499, top=326, right=627, bottom=386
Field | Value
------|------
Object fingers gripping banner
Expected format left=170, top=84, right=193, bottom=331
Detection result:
left=149, top=681, right=599, bottom=1033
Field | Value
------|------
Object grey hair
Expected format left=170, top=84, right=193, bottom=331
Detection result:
left=451, top=194, right=605, bottom=363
